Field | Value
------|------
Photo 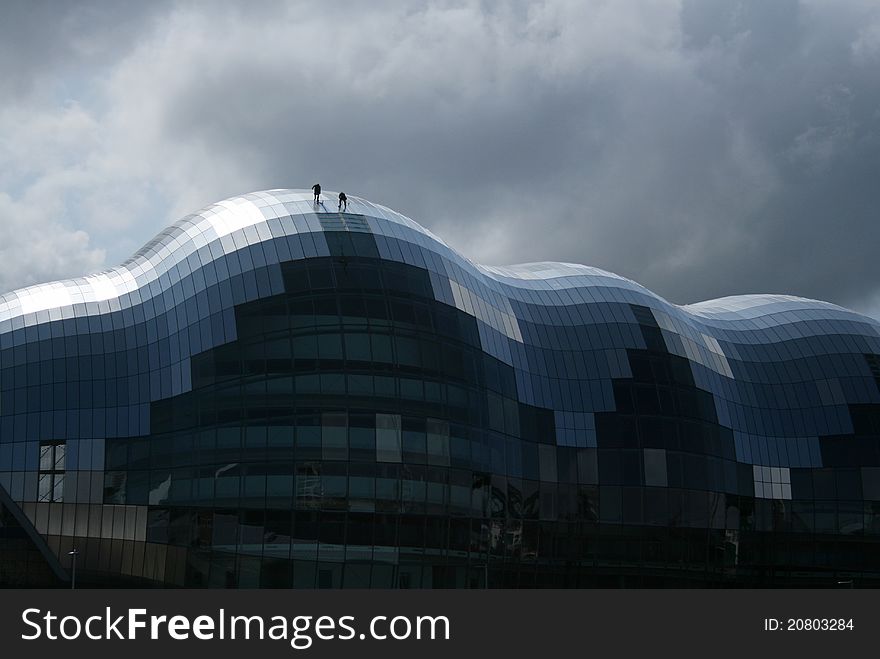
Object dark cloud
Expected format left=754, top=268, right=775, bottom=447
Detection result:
left=1, top=0, right=879, bottom=319
left=0, top=0, right=169, bottom=96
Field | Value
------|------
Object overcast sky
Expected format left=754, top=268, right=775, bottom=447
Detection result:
left=2, top=0, right=880, bottom=318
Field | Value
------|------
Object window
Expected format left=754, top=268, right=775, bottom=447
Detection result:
left=321, top=412, right=348, bottom=460
left=376, top=413, right=402, bottom=462
left=38, top=441, right=65, bottom=502
left=643, top=448, right=668, bottom=487
left=752, top=465, right=791, bottom=500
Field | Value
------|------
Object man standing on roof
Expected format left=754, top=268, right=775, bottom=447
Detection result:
left=312, top=183, right=321, bottom=203
left=338, top=191, right=348, bottom=212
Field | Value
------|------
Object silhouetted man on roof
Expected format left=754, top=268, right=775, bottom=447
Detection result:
left=338, top=192, right=348, bottom=212
left=312, top=183, right=321, bottom=203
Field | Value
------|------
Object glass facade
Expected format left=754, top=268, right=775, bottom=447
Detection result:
left=1, top=189, right=880, bottom=587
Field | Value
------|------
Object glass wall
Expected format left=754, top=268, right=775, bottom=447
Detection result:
left=1, top=189, right=879, bottom=587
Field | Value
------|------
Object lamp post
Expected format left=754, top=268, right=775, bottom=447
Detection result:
left=68, top=548, right=79, bottom=590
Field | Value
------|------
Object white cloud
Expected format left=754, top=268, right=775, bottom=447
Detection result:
left=0, top=191, right=104, bottom=292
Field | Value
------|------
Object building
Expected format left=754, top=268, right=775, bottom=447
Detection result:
left=1, top=189, right=880, bottom=587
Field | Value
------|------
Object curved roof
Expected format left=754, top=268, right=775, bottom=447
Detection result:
left=0, top=188, right=874, bottom=334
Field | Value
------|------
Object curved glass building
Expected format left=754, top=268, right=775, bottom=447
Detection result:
left=1, top=189, right=880, bottom=587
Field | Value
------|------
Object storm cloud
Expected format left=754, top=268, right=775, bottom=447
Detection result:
left=1, top=0, right=879, bottom=317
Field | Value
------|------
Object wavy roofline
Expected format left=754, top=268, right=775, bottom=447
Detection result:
left=0, top=188, right=875, bottom=331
